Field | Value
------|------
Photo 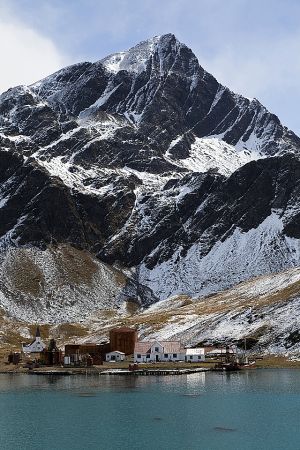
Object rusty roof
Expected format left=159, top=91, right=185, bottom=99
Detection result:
left=134, top=342, right=152, bottom=353
left=134, top=341, right=183, bottom=354
left=162, top=342, right=183, bottom=353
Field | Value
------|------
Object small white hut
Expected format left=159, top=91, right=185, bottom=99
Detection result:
left=106, top=351, right=125, bottom=362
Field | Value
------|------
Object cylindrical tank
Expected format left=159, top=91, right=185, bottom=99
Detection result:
left=109, top=327, right=137, bottom=355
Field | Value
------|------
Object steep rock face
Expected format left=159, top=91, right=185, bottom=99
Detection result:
left=100, top=154, right=300, bottom=299
left=0, top=149, right=137, bottom=252
left=85, top=151, right=297, bottom=301
left=0, top=34, right=300, bottom=314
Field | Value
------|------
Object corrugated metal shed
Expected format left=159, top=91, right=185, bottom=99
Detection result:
left=185, top=348, right=205, bottom=355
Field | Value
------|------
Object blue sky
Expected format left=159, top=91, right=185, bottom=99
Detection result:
left=1, top=0, right=300, bottom=133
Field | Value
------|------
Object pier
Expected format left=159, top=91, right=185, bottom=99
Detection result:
left=100, top=367, right=209, bottom=376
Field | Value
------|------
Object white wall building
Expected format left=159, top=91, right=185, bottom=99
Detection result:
left=185, top=348, right=205, bottom=362
left=106, top=351, right=125, bottom=362
left=205, top=347, right=235, bottom=357
left=22, top=327, right=46, bottom=353
left=134, top=341, right=186, bottom=363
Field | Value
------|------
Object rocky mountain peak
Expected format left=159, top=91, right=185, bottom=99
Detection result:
left=0, top=34, right=300, bottom=324
left=101, top=33, right=189, bottom=75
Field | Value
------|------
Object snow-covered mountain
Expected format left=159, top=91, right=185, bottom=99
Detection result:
left=0, top=33, right=300, bottom=342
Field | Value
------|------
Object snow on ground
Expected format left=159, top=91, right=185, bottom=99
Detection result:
left=140, top=211, right=300, bottom=300
left=101, top=36, right=162, bottom=75
left=146, top=295, right=192, bottom=313
left=130, top=266, right=300, bottom=352
left=165, top=136, right=262, bottom=176
left=0, top=132, right=31, bottom=144
left=1, top=251, right=300, bottom=354
left=142, top=314, right=201, bottom=341
left=81, top=266, right=300, bottom=353
left=207, top=86, right=226, bottom=114
left=0, top=245, right=131, bottom=324
left=0, top=197, right=8, bottom=209
left=36, top=156, right=113, bottom=196
left=35, top=154, right=174, bottom=199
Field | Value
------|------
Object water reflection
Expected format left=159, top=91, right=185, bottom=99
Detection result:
left=2, top=369, right=300, bottom=395
left=1, top=370, right=300, bottom=450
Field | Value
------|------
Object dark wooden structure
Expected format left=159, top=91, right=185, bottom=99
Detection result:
left=40, top=339, right=63, bottom=366
left=8, top=352, right=21, bottom=365
left=64, top=343, right=110, bottom=365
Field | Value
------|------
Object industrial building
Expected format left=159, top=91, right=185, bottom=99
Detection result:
left=64, top=343, right=110, bottom=365
left=109, top=327, right=137, bottom=355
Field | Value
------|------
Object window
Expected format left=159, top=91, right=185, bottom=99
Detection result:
left=164, top=354, right=168, bottom=358
left=146, top=354, right=150, bottom=359
left=155, top=347, right=159, bottom=352
left=198, top=355, right=202, bottom=360
left=190, top=355, right=193, bottom=360
left=137, top=354, right=141, bottom=358
left=173, top=354, right=177, bottom=358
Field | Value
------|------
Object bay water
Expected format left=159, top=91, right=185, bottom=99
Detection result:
left=0, top=369, right=300, bottom=450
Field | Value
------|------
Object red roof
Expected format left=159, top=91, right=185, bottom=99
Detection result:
left=163, top=342, right=184, bottom=353
left=134, top=341, right=184, bottom=354
left=134, top=342, right=153, bottom=354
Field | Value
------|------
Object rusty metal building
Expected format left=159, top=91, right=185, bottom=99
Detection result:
left=40, top=339, right=63, bottom=366
left=109, top=327, right=137, bottom=355
left=64, top=343, right=110, bottom=364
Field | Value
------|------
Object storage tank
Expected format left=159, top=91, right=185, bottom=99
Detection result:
left=109, top=327, right=137, bottom=355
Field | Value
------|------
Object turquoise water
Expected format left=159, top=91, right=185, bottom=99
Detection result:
left=0, top=370, right=300, bottom=450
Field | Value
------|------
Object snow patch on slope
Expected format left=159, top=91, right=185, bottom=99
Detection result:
left=36, top=156, right=113, bottom=196
left=133, top=266, right=300, bottom=353
left=0, top=245, right=132, bottom=324
left=140, top=211, right=300, bottom=300
left=101, top=36, right=161, bottom=75
left=165, top=136, right=262, bottom=176
left=79, top=83, right=123, bottom=120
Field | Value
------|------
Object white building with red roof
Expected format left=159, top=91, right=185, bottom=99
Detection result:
left=134, top=340, right=186, bottom=363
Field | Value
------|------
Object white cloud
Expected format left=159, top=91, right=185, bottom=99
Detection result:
left=0, top=8, right=68, bottom=94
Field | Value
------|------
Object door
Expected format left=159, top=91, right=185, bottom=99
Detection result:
left=156, top=355, right=159, bottom=362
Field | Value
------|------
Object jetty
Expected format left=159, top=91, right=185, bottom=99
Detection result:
left=100, top=367, right=209, bottom=376
left=28, top=370, right=73, bottom=376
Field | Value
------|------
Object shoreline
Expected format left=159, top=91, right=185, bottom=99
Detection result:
left=1, top=356, right=300, bottom=375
